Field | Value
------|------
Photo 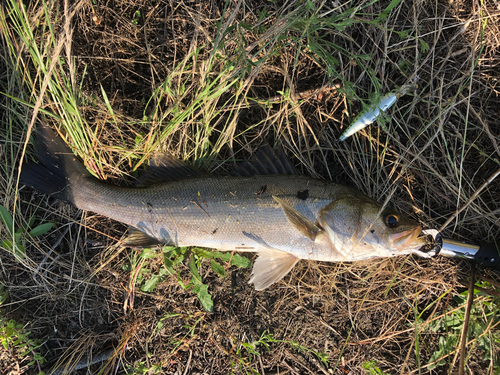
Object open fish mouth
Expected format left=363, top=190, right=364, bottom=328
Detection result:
left=389, top=226, right=424, bottom=252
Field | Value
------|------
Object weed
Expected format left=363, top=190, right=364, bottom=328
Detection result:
left=0, top=310, right=46, bottom=374
left=229, top=331, right=329, bottom=374
left=362, top=361, right=391, bottom=375
left=131, top=10, right=141, bottom=26
left=125, top=246, right=250, bottom=312
left=424, top=285, right=500, bottom=370
left=0, top=204, right=54, bottom=259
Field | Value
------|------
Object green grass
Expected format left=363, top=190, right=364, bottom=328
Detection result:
left=124, top=246, right=251, bottom=312
left=423, top=285, right=500, bottom=371
left=0, top=296, right=46, bottom=375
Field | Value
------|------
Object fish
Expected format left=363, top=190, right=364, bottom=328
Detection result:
left=339, top=84, right=417, bottom=141
left=20, top=125, right=427, bottom=290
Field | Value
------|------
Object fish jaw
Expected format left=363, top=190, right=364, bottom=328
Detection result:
left=389, top=226, right=424, bottom=252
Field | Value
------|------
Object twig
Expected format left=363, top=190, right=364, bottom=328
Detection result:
left=182, top=350, right=192, bottom=375
left=458, top=266, right=475, bottom=375
left=469, top=285, right=500, bottom=298
left=480, top=275, right=500, bottom=289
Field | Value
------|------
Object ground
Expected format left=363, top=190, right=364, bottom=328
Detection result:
left=0, top=0, right=500, bottom=374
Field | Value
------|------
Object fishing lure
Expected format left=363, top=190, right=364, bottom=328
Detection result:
left=339, top=84, right=417, bottom=141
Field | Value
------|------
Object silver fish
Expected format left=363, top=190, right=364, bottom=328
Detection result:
left=21, top=126, right=426, bottom=290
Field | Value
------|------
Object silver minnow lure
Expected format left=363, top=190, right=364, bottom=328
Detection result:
left=339, top=84, right=417, bottom=141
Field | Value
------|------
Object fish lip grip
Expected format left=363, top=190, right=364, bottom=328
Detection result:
left=420, top=229, right=442, bottom=257
left=421, top=229, right=500, bottom=271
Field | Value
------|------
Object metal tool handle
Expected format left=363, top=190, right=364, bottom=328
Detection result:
left=475, top=242, right=500, bottom=271
left=439, top=237, right=500, bottom=271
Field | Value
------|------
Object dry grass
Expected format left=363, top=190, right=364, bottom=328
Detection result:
left=1, top=0, right=500, bottom=374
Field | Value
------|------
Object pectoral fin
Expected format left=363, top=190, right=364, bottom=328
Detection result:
left=272, top=196, right=321, bottom=241
left=249, top=249, right=300, bottom=290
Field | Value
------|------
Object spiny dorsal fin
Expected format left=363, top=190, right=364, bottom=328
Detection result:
left=125, top=227, right=163, bottom=247
left=273, top=196, right=321, bottom=241
left=249, top=249, right=300, bottom=290
left=232, top=145, right=298, bottom=176
left=136, top=154, right=203, bottom=187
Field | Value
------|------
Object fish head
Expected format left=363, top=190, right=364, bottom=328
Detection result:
left=318, top=193, right=425, bottom=260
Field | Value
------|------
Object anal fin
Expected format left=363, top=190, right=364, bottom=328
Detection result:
left=125, top=227, right=163, bottom=247
left=249, top=249, right=300, bottom=290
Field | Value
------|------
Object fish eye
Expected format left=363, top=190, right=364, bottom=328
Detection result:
left=384, top=214, right=399, bottom=228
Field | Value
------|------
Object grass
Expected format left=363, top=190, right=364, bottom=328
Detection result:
left=1, top=0, right=500, bottom=373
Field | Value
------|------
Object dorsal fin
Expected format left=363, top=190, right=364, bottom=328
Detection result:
left=232, top=145, right=298, bottom=176
left=136, top=154, right=203, bottom=187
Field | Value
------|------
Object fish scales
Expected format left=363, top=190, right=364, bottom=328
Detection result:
left=74, top=175, right=346, bottom=261
left=21, top=125, right=426, bottom=290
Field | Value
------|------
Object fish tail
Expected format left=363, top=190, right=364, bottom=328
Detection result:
left=20, top=125, right=92, bottom=205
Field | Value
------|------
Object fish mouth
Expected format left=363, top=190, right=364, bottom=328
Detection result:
left=389, top=226, right=424, bottom=252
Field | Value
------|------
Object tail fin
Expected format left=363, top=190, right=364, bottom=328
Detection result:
left=20, top=125, right=92, bottom=205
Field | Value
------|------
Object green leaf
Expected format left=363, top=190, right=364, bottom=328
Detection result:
left=305, top=0, right=315, bottom=12
left=375, top=0, right=403, bottom=22
left=28, top=222, right=54, bottom=237
left=212, top=251, right=231, bottom=262
left=140, top=248, right=158, bottom=259
left=141, top=274, right=161, bottom=292
left=162, top=260, right=176, bottom=276
left=0, top=205, right=14, bottom=237
left=189, top=256, right=202, bottom=285
left=362, top=361, right=390, bottom=375
left=242, top=342, right=259, bottom=356
left=210, top=259, right=226, bottom=277
left=239, top=22, right=252, bottom=31
left=13, top=244, right=26, bottom=259
left=230, top=254, right=251, bottom=268
left=419, top=39, right=430, bottom=53
left=1, top=240, right=13, bottom=251
left=27, top=215, right=36, bottom=229
left=398, top=30, right=409, bottom=39
left=193, top=284, right=213, bottom=312
left=192, top=248, right=215, bottom=259
left=212, top=251, right=250, bottom=268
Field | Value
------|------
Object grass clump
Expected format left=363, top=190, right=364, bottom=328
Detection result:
left=125, top=246, right=250, bottom=313
left=0, top=204, right=54, bottom=259
left=424, top=285, right=500, bottom=371
left=0, top=294, right=46, bottom=374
